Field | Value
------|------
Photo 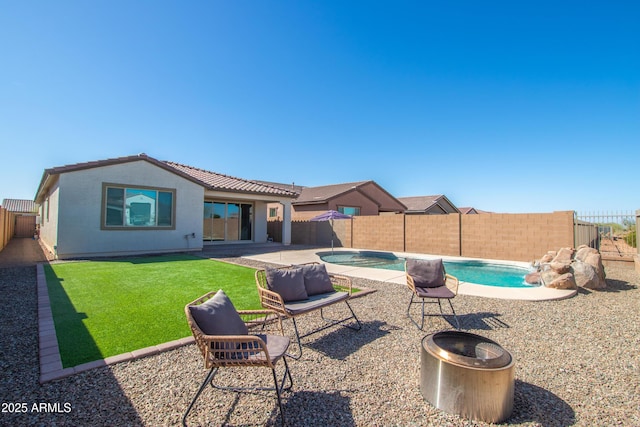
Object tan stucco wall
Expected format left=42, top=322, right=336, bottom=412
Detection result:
left=53, top=161, right=205, bottom=258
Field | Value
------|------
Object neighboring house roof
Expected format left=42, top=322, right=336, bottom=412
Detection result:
left=398, top=195, right=460, bottom=214
left=1, top=199, right=38, bottom=213
left=294, top=181, right=371, bottom=205
left=293, top=180, right=406, bottom=212
left=458, top=207, right=477, bottom=214
left=35, top=153, right=298, bottom=203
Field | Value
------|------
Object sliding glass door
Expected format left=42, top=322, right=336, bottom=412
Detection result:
left=203, top=201, right=252, bottom=242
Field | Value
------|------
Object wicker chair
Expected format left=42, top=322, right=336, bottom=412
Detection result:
left=406, top=258, right=461, bottom=330
left=255, top=262, right=361, bottom=359
left=183, top=290, right=293, bottom=426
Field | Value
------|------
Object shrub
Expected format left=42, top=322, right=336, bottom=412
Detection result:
left=625, top=229, right=637, bottom=248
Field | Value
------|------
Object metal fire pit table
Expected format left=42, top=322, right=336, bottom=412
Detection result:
left=420, top=330, right=515, bottom=423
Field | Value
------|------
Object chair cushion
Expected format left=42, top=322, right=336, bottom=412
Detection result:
left=253, top=334, right=290, bottom=362
left=298, top=263, right=335, bottom=296
left=284, top=291, right=349, bottom=315
left=265, top=267, right=309, bottom=302
left=213, top=334, right=290, bottom=362
left=189, top=290, right=248, bottom=336
left=406, top=258, right=446, bottom=288
left=414, top=285, right=455, bottom=299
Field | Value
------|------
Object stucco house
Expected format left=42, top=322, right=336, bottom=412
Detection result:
left=397, top=195, right=460, bottom=215
left=34, top=154, right=297, bottom=259
left=265, top=180, right=406, bottom=220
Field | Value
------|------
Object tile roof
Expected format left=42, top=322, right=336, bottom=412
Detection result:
left=34, top=153, right=297, bottom=201
left=294, top=181, right=371, bottom=204
left=2, top=199, right=38, bottom=213
left=397, top=195, right=443, bottom=211
left=252, top=180, right=304, bottom=195
left=163, top=162, right=298, bottom=197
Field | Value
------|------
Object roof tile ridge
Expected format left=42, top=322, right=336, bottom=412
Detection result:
left=163, top=161, right=297, bottom=195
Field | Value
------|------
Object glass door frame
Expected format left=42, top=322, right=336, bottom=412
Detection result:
left=203, top=200, right=254, bottom=243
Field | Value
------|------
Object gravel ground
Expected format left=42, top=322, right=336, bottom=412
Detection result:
left=1, top=259, right=638, bottom=427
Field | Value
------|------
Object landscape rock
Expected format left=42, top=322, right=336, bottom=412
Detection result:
left=540, top=253, right=555, bottom=263
left=583, top=253, right=607, bottom=288
left=546, top=272, right=577, bottom=289
left=525, top=271, right=541, bottom=285
left=540, top=267, right=561, bottom=286
left=575, top=246, right=599, bottom=262
left=572, top=260, right=603, bottom=289
left=536, top=246, right=607, bottom=290
left=553, top=247, right=575, bottom=263
left=549, top=261, right=571, bottom=274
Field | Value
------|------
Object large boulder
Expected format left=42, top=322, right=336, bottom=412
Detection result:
left=546, top=272, right=577, bottom=290
left=549, top=261, right=571, bottom=274
left=575, top=246, right=599, bottom=262
left=571, top=260, right=605, bottom=289
left=552, top=247, right=575, bottom=263
left=583, top=253, right=606, bottom=288
left=536, top=246, right=607, bottom=290
left=540, top=252, right=556, bottom=263
left=525, top=271, right=541, bottom=285
left=540, top=266, right=562, bottom=286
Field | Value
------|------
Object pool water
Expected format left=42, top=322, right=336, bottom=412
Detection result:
left=319, top=251, right=535, bottom=288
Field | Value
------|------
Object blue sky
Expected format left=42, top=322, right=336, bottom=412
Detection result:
left=1, top=1, right=638, bottom=213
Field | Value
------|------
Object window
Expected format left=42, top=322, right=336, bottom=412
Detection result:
left=338, top=206, right=360, bottom=216
left=103, top=184, right=175, bottom=229
left=269, top=207, right=278, bottom=218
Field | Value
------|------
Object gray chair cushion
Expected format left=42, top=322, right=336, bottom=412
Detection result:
left=254, top=334, right=290, bottom=362
left=265, top=267, right=309, bottom=302
left=414, top=285, right=455, bottom=299
left=189, top=290, right=248, bottom=336
left=298, top=263, right=335, bottom=296
left=406, top=258, right=446, bottom=288
left=284, top=291, right=349, bottom=315
left=215, top=334, right=290, bottom=362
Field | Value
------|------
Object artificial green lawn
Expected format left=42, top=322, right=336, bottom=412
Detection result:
left=45, top=254, right=261, bottom=368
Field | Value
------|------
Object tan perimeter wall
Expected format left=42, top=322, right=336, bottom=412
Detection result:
left=460, top=212, right=575, bottom=262
left=352, top=215, right=405, bottom=252
left=405, top=214, right=461, bottom=256
left=290, top=211, right=576, bottom=262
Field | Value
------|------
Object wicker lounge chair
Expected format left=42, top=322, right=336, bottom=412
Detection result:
left=255, top=262, right=361, bottom=359
left=405, top=258, right=461, bottom=330
left=183, top=290, right=293, bottom=426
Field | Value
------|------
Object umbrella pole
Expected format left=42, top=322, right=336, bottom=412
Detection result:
left=331, top=219, right=334, bottom=254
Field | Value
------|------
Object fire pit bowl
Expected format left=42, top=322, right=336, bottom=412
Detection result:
left=420, top=330, right=515, bottom=423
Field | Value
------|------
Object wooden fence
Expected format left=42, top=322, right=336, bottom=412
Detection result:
left=0, top=206, right=16, bottom=253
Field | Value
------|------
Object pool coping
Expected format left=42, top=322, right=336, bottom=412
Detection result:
left=241, top=247, right=577, bottom=302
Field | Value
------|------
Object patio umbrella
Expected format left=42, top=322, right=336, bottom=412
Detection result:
left=310, top=210, right=352, bottom=253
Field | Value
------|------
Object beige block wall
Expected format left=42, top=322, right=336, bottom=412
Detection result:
left=351, top=215, right=405, bottom=252
left=291, top=210, right=577, bottom=262
left=461, top=211, right=575, bottom=262
left=405, top=214, right=461, bottom=256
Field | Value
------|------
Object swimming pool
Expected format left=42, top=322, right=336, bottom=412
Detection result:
left=318, top=251, right=536, bottom=288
